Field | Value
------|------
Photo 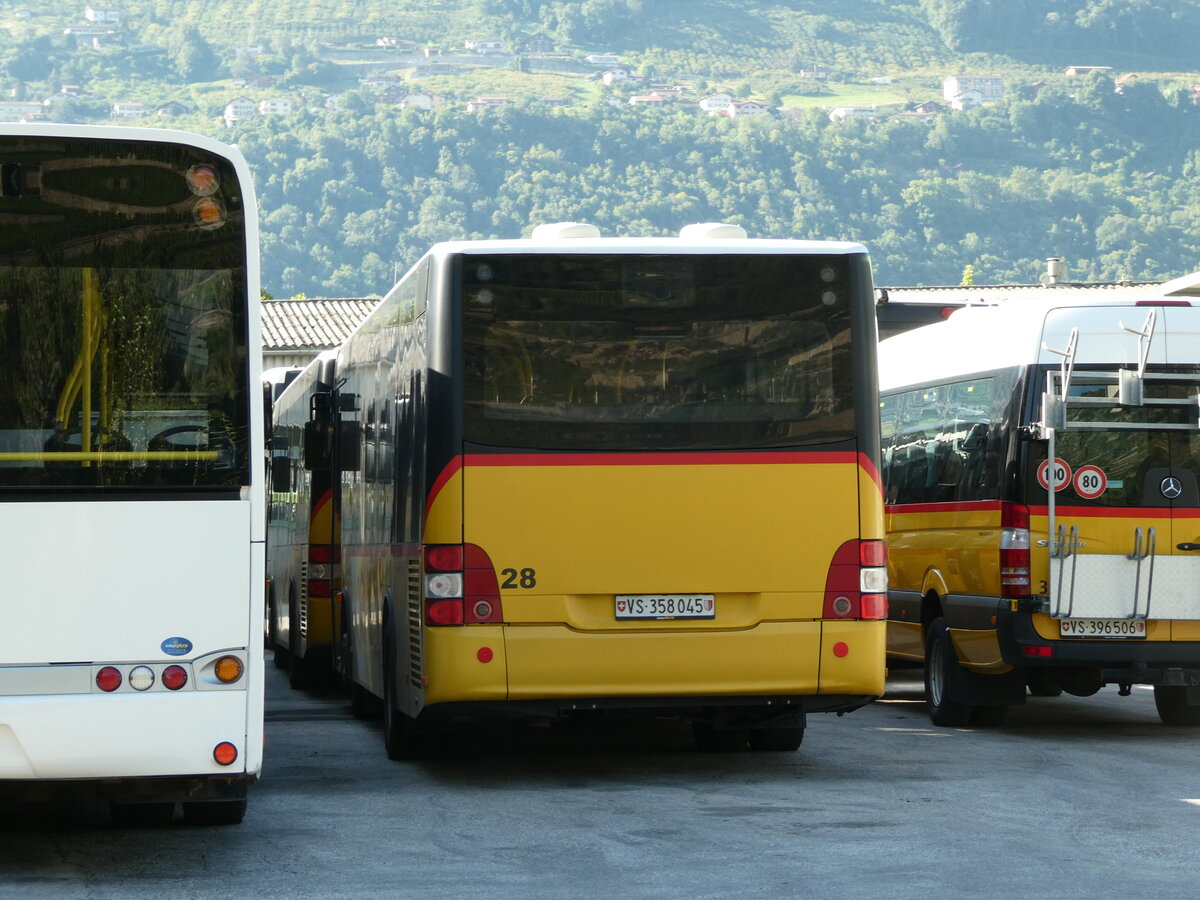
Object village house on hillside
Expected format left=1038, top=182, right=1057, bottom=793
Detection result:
left=466, top=96, right=510, bottom=112
left=828, top=105, right=876, bottom=123
left=111, top=101, right=145, bottom=119
left=943, top=74, right=1003, bottom=109
left=726, top=99, right=771, bottom=117
left=258, top=97, right=292, bottom=116
left=520, top=33, right=555, bottom=54
left=399, top=91, right=444, bottom=110
left=464, top=39, right=505, bottom=55
left=223, top=96, right=256, bottom=126
left=84, top=6, right=120, bottom=23
left=698, top=92, right=734, bottom=114
left=0, top=100, right=44, bottom=123
left=893, top=99, right=945, bottom=124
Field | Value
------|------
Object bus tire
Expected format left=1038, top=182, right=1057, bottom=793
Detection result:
left=268, top=589, right=288, bottom=669
left=350, top=682, right=380, bottom=720
left=1026, top=671, right=1063, bottom=697
left=1154, top=685, right=1200, bottom=726
left=287, top=593, right=319, bottom=690
left=182, top=786, right=248, bottom=826
left=692, top=722, right=749, bottom=752
left=924, top=617, right=973, bottom=727
left=968, top=705, right=1008, bottom=727
left=382, top=624, right=434, bottom=759
left=749, top=711, right=806, bottom=751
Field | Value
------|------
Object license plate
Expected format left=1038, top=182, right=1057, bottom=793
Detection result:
left=615, top=594, right=715, bottom=620
left=1059, top=618, right=1147, bottom=639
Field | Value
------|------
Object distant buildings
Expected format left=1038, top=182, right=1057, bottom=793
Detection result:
left=828, top=106, right=876, bottom=122
left=223, top=96, right=256, bottom=126
left=943, top=75, right=1003, bottom=109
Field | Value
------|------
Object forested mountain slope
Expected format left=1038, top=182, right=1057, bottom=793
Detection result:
left=2, top=0, right=1199, bottom=293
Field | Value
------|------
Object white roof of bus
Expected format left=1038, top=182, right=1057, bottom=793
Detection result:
left=879, top=293, right=1200, bottom=390
left=428, top=236, right=868, bottom=256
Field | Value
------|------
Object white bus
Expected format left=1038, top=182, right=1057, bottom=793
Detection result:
left=880, top=291, right=1200, bottom=726
left=0, top=125, right=264, bottom=824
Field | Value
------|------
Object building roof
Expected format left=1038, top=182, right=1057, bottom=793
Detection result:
left=261, top=298, right=379, bottom=352
left=877, top=281, right=1165, bottom=306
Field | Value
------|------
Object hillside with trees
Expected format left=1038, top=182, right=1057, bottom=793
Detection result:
left=1, top=0, right=1199, bottom=295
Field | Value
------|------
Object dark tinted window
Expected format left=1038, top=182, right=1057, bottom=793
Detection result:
left=884, top=374, right=1012, bottom=504
left=462, top=253, right=861, bottom=451
left=0, top=136, right=250, bottom=490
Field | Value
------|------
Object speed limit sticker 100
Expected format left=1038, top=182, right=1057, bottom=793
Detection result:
left=1037, top=458, right=1071, bottom=491
left=1073, top=464, right=1107, bottom=499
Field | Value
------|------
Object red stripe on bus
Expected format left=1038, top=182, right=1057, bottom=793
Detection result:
left=461, top=450, right=860, bottom=467
left=887, top=500, right=1002, bottom=515
left=1029, top=504, right=1199, bottom=518
left=311, top=488, right=332, bottom=520
left=425, top=456, right=464, bottom=518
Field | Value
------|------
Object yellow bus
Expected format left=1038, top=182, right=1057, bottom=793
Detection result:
left=265, top=353, right=339, bottom=689
left=269, top=222, right=887, bottom=755
left=880, top=293, right=1200, bottom=726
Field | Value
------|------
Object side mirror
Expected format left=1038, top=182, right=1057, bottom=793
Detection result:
left=270, top=456, right=291, bottom=493
left=337, top=420, right=361, bottom=472
left=302, top=420, right=330, bottom=470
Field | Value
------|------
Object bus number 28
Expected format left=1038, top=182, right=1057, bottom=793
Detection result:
left=501, top=568, right=537, bottom=589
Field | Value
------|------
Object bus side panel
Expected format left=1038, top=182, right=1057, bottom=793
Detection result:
left=245, top=538, right=265, bottom=774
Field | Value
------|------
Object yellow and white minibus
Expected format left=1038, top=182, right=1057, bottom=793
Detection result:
left=881, top=291, right=1200, bottom=726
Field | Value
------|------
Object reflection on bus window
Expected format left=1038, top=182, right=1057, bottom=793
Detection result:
left=463, top=253, right=854, bottom=450
left=0, top=266, right=248, bottom=488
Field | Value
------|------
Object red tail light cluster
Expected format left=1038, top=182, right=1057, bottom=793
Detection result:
left=423, top=544, right=504, bottom=626
left=308, top=543, right=339, bottom=599
left=95, top=663, right=190, bottom=692
left=1000, top=502, right=1031, bottom=599
left=823, top=539, right=889, bottom=620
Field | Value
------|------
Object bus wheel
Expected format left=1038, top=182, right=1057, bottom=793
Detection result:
left=382, top=629, right=434, bottom=759
left=924, top=618, right=972, bottom=727
left=350, top=682, right=380, bottom=720
left=1154, top=686, right=1200, bottom=726
left=269, top=592, right=288, bottom=669
left=183, top=787, right=248, bottom=826
left=749, top=711, right=806, bottom=751
left=110, top=801, right=175, bottom=827
left=692, top=722, right=750, bottom=752
left=1026, top=671, right=1063, bottom=697
left=968, top=705, right=1008, bottom=727
left=287, top=594, right=319, bottom=690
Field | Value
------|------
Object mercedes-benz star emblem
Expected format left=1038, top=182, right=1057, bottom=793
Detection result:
left=1161, top=476, right=1184, bottom=499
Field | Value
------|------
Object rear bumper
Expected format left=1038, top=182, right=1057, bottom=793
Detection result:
left=422, top=619, right=886, bottom=714
left=0, top=689, right=256, bottom=781
left=1001, top=612, right=1200, bottom=672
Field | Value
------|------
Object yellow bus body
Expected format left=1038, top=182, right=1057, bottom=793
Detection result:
left=421, top=453, right=885, bottom=704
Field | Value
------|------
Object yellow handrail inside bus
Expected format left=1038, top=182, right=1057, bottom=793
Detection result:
left=54, top=268, right=105, bottom=437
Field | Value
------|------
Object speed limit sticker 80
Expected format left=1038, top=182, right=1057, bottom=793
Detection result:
left=1037, top=458, right=1072, bottom=491
left=1073, top=464, right=1107, bottom=499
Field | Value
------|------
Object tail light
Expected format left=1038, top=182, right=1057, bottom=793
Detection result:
left=424, top=544, right=503, bottom=626
left=1000, top=502, right=1031, bottom=599
left=823, top=539, right=889, bottom=620
left=308, top=543, right=339, bottom=599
